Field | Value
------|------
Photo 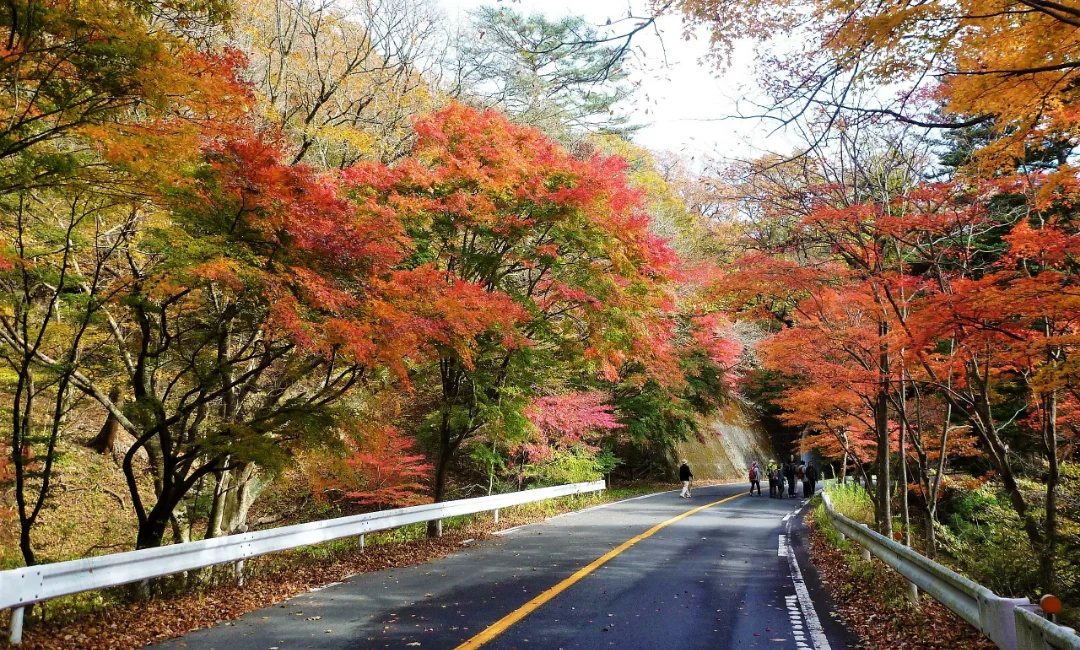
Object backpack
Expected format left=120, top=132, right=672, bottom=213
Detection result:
left=749, top=466, right=759, bottom=481
left=797, top=466, right=806, bottom=480
left=772, top=468, right=781, bottom=482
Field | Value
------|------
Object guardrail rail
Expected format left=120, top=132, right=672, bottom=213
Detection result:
left=0, top=480, right=606, bottom=644
left=821, top=491, right=1080, bottom=650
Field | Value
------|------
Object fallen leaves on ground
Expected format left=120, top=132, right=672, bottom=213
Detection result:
left=806, top=511, right=995, bottom=650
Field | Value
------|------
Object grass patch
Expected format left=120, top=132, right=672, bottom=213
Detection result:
left=825, top=482, right=874, bottom=525
left=812, top=496, right=910, bottom=608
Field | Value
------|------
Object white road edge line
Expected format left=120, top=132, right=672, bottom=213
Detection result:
left=786, top=517, right=832, bottom=650
left=778, top=534, right=788, bottom=557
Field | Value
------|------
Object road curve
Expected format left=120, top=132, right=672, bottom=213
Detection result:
left=155, top=483, right=858, bottom=650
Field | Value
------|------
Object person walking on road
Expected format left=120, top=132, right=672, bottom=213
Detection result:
left=784, top=458, right=797, bottom=497
left=772, top=465, right=785, bottom=498
left=748, top=461, right=762, bottom=496
left=805, top=461, right=820, bottom=497
left=767, top=460, right=778, bottom=498
left=679, top=460, right=694, bottom=498
left=797, top=461, right=807, bottom=498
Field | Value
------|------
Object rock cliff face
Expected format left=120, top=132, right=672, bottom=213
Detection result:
left=673, top=400, right=776, bottom=480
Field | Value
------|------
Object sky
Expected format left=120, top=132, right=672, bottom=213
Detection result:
left=436, top=0, right=797, bottom=163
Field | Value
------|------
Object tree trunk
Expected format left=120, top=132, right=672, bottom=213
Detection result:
left=87, top=386, right=123, bottom=454
left=427, top=434, right=451, bottom=538
left=875, top=319, right=892, bottom=536
left=874, top=387, right=892, bottom=536
left=136, top=505, right=172, bottom=550
left=899, top=415, right=910, bottom=545
left=219, top=463, right=266, bottom=535
left=899, top=374, right=911, bottom=546
left=206, top=468, right=229, bottom=539
left=171, top=512, right=190, bottom=544
left=924, top=507, right=937, bottom=559
left=18, top=518, right=36, bottom=566
left=1041, top=389, right=1059, bottom=595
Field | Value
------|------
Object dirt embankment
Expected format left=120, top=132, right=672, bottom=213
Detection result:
left=674, top=400, right=776, bottom=480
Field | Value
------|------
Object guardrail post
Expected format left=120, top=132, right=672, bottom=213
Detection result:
left=435, top=519, right=443, bottom=537
left=358, top=534, right=365, bottom=553
left=907, top=581, right=919, bottom=603
left=494, top=509, right=499, bottom=524
left=234, top=560, right=244, bottom=586
left=9, top=606, right=24, bottom=644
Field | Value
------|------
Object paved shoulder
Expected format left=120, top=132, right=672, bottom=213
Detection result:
left=785, top=499, right=863, bottom=650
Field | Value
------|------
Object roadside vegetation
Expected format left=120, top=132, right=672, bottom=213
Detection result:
left=808, top=492, right=995, bottom=650
left=822, top=478, right=1080, bottom=629
left=0, top=0, right=745, bottom=603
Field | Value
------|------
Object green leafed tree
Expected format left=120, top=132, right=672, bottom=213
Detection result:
left=451, top=6, right=637, bottom=142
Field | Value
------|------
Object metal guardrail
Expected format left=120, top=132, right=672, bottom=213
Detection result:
left=0, top=480, right=606, bottom=644
left=821, top=491, right=1080, bottom=650
left=1016, top=605, right=1080, bottom=650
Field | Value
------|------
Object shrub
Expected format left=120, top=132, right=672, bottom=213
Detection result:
left=826, top=482, right=874, bottom=525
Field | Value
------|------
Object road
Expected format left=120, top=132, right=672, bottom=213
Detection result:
left=156, top=483, right=859, bottom=650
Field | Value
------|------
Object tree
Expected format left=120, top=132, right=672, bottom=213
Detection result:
left=229, top=0, right=443, bottom=167
left=0, top=122, right=513, bottom=550
left=722, top=128, right=1079, bottom=592
left=514, top=391, right=622, bottom=485
left=0, top=2, right=244, bottom=563
left=0, top=185, right=141, bottom=564
left=719, top=124, right=936, bottom=534
left=337, top=425, right=433, bottom=509
left=0, top=0, right=240, bottom=195
left=908, top=212, right=1080, bottom=593
left=451, top=7, right=637, bottom=142
left=346, top=103, right=681, bottom=534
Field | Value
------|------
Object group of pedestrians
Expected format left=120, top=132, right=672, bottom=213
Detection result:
left=676, top=456, right=820, bottom=499
left=748, top=457, right=819, bottom=498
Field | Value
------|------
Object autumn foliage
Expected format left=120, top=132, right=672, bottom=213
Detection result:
left=332, top=426, right=434, bottom=510
left=0, top=10, right=741, bottom=562
left=717, top=147, right=1080, bottom=597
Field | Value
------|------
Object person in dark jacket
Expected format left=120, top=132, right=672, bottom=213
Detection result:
left=679, top=460, right=694, bottom=498
left=784, top=458, right=797, bottom=497
left=806, top=461, right=820, bottom=496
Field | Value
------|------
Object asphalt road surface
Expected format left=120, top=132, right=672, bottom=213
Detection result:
left=156, top=482, right=860, bottom=650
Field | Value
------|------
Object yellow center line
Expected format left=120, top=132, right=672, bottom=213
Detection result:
left=454, top=491, right=745, bottom=650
